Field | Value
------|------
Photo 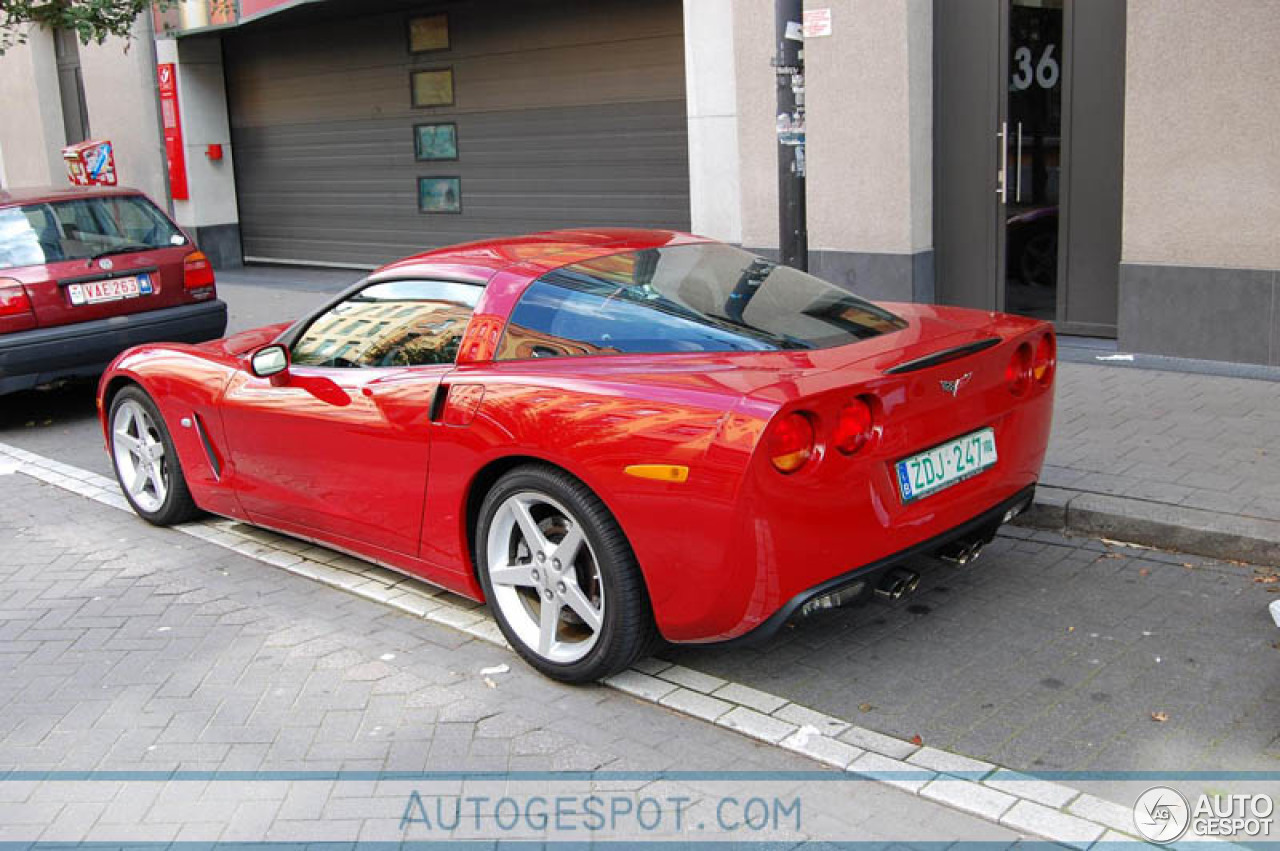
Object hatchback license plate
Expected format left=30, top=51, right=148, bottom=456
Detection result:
left=896, top=428, right=998, bottom=503
left=68, top=274, right=152, bottom=306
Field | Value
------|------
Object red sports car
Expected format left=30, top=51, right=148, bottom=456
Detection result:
left=98, top=230, right=1055, bottom=682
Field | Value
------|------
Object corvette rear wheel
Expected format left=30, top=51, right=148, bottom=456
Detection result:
left=477, top=465, right=655, bottom=683
left=109, top=387, right=200, bottom=526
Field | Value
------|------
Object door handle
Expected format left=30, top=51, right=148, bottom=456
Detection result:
left=996, top=121, right=1008, bottom=204
left=429, top=383, right=450, bottom=421
left=1015, top=121, right=1023, bottom=203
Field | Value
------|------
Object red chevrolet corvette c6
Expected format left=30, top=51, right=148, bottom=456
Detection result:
left=98, top=230, right=1055, bottom=682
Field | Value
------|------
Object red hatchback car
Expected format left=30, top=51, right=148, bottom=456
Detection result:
left=98, top=230, right=1055, bottom=682
left=0, top=186, right=227, bottom=395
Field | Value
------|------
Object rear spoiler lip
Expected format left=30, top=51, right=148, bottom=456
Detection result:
left=883, top=336, right=1003, bottom=375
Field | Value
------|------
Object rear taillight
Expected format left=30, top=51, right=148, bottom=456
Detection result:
left=1033, top=333, right=1056, bottom=385
left=833, top=397, right=875, bottom=455
left=183, top=251, right=216, bottom=292
left=767, top=411, right=815, bottom=474
left=0, top=282, right=35, bottom=333
left=1006, top=343, right=1034, bottom=396
left=0, top=284, right=31, bottom=318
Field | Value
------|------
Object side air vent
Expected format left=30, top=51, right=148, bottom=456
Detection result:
left=884, top=337, right=1002, bottom=375
left=192, top=413, right=222, bottom=480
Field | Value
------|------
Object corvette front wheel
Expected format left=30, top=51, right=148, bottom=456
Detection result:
left=108, top=386, right=200, bottom=526
left=477, top=465, right=655, bottom=683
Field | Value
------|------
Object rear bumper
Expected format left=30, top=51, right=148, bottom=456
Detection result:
left=722, top=483, right=1037, bottom=646
left=0, top=300, right=227, bottom=395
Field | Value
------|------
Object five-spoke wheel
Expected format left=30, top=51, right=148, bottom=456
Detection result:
left=111, top=397, right=170, bottom=513
left=477, top=465, right=654, bottom=682
left=108, top=386, right=199, bottom=526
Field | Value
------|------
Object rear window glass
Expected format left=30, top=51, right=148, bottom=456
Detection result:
left=0, top=195, right=186, bottom=270
left=498, top=243, right=907, bottom=359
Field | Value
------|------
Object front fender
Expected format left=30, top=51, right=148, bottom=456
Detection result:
left=97, top=345, right=243, bottom=519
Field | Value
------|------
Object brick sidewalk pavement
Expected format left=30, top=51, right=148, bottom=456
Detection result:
left=1047, top=362, right=1278, bottom=523
left=0, top=473, right=1015, bottom=844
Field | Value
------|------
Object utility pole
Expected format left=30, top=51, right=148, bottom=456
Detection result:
left=773, top=0, right=807, bottom=271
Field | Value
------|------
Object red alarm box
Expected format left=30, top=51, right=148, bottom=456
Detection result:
left=63, top=140, right=118, bottom=187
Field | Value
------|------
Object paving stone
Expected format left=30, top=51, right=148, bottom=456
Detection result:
left=716, top=706, right=798, bottom=744
left=999, top=799, right=1105, bottom=849
left=908, top=747, right=996, bottom=778
left=837, top=726, right=920, bottom=760
left=658, top=687, right=733, bottom=722
left=772, top=703, right=851, bottom=738
left=920, top=778, right=1018, bottom=821
left=847, top=751, right=936, bottom=794
left=602, top=670, right=678, bottom=702
left=779, top=728, right=863, bottom=769
left=655, top=664, right=726, bottom=694
left=710, top=682, right=788, bottom=714
left=630, top=657, right=672, bottom=676
left=983, top=770, right=1079, bottom=808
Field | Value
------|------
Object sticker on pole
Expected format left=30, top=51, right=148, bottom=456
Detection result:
left=785, top=20, right=803, bottom=41
left=803, top=9, right=832, bottom=38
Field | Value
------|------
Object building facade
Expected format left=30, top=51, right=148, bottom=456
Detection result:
left=1, top=0, right=1276, bottom=366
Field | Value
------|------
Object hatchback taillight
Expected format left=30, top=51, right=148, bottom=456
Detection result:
left=1006, top=343, right=1034, bottom=396
left=767, top=411, right=815, bottom=474
left=0, top=282, right=35, bottom=333
left=183, top=251, right=216, bottom=292
left=833, top=397, right=875, bottom=456
left=1033, top=333, right=1056, bottom=385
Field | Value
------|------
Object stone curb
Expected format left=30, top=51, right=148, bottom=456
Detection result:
left=1017, top=485, right=1280, bottom=567
left=0, top=441, right=1147, bottom=848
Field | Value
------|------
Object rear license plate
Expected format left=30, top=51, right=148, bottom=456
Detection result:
left=896, top=427, right=998, bottom=503
left=68, top=274, right=153, bottom=306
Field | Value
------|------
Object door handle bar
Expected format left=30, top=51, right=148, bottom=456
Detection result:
left=996, top=121, right=1008, bottom=204
left=1015, top=121, right=1023, bottom=203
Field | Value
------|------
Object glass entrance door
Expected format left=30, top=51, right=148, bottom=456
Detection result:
left=1002, top=0, right=1063, bottom=320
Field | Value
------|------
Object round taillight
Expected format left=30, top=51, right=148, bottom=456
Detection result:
left=833, top=398, right=875, bottom=455
left=1033, top=333, right=1056, bottom=384
left=1006, top=343, right=1033, bottom=396
left=767, top=411, right=815, bottom=474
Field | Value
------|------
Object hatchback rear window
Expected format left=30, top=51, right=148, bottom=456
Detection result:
left=0, top=195, right=186, bottom=270
left=498, top=243, right=907, bottom=359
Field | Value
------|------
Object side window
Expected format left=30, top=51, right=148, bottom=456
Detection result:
left=292, top=280, right=482, bottom=368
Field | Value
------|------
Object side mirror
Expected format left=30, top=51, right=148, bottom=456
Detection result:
left=249, top=344, right=290, bottom=379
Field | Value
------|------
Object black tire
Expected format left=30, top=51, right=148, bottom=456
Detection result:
left=476, top=463, right=656, bottom=683
left=107, top=385, right=201, bottom=526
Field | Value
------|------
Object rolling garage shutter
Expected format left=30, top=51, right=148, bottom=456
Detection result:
left=224, top=0, right=690, bottom=267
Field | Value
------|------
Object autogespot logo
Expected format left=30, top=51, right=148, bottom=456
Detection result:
left=1134, top=786, right=1191, bottom=843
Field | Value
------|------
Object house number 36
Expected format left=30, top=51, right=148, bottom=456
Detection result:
left=1012, top=44, right=1060, bottom=90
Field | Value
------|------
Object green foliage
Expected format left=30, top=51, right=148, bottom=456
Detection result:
left=0, top=1, right=173, bottom=54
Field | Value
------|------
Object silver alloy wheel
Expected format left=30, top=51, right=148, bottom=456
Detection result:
left=111, top=399, right=169, bottom=514
left=485, top=491, right=604, bottom=664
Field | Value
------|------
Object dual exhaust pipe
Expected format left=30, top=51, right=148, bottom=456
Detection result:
left=873, top=532, right=993, bottom=601
left=808, top=529, right=998, bottom=612
left=875, top=567, right=920, bottom=601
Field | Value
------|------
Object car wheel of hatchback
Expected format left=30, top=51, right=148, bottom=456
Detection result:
left=476, top=464, right=655, bottom=683
left=109, top=386, right=200, bottom=526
